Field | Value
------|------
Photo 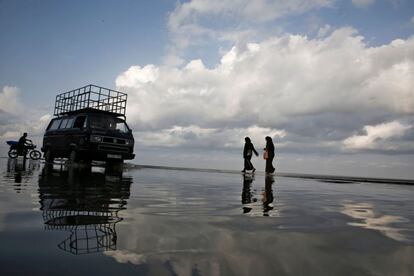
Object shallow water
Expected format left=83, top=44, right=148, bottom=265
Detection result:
left=0, top=157, right=413, bottom=276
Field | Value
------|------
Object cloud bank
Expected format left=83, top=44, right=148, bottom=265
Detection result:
left=117, top=27, right=414, bottom=154
left=0, top=85, right=51, bottom=150
left=351, top=0, right=376, bottom=9
left=165, top=0, right=336, bottom=65
left=0, top=86, right=22, bottom=115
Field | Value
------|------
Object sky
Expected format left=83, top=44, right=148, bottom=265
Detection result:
left=1, top=0, right=414, bottom=179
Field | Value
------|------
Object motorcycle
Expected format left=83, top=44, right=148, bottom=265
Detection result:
left=6, top=141, right=42, bottom=160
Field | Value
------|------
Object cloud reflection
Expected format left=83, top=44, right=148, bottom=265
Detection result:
left=341, top=202, right=410, bottom=242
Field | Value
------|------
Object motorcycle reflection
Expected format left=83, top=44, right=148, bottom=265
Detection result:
left=6, top=158, right=40, bottom=191
left=38, top=164, right=132, bottom=255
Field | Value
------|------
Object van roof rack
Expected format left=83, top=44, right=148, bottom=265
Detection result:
left=54, top=84, right=127, bottom=117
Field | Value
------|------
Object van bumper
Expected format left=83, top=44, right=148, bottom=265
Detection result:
left=78, top=148, right=135, bottom=161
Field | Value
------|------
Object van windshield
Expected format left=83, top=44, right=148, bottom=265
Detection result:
left=89, top=115, right=130, bottom=133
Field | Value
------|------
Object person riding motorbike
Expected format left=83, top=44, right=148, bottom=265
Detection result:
left=17, top=132, right=32, bottom=156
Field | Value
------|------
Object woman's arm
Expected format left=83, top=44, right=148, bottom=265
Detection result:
left=252, top=145, right=259, bottom=156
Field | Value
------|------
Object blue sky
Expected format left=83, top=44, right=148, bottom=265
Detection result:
left=1, top=0, right=414, bottom=178
left=0, top=0, right=172, bottom=106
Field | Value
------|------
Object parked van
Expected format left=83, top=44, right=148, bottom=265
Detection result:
left=42, top=85, right=135, bottom=164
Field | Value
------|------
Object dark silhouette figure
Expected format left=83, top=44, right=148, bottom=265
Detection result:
left=242, top=137, right=258, bottom=173
left=264, top=136, right=275, bottom=174
left=17, top=132, right=32, bottom=156
left=262, top=175, right=275, bottom=216
left=241, top=174, right=257, bottom=213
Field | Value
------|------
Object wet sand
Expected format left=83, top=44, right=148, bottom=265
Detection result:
left=0, top=158, right=413, bottom=275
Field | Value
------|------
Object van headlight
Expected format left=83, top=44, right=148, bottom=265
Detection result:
left=90, top=135, right=103, bottom=143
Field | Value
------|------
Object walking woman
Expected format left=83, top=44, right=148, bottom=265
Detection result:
left=242, top=137, right=258, bottom=173
left=264, top=136, right=275, bottom=174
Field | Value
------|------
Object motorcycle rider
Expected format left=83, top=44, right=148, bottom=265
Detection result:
left=17, top=132, right=32, bottom=156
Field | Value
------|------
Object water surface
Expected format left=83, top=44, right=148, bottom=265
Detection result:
left=1, top=158, right=413, bottom=275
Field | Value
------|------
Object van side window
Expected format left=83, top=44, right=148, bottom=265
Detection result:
left=66, top=118, right=74, bottom=128
left=59, top=118, right=69, bottom=129
left=48, top=119, right=62, bottom=130
left=73, top=116, right=87, bottom=129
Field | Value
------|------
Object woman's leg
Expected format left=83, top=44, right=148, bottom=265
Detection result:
left=245, top=156, right=253, bottom=170
left=265, top=158, right=270, bottom=173
left=270, top=156, right=275, bottom=173
left=266, top=156, right=274, bottom=173
left=248, top=156, right=255, bottom=170
left=243, top=158, right=249, bottom=171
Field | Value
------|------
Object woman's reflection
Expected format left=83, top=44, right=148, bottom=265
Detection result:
left=262, top=175, right=274, bottom=216
left=241, top=174, right=257, bottom=214
left=241, top=174, right=275, bottom=216
left=38, top=164, right=132, bottom=255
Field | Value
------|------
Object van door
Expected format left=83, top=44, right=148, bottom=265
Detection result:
left=44, top=118, right=63, bottom=154
left=71, top=115, right=87, bottom=151
left=55, top=117, right=71, bottom=155
left=61, top=117, right=75, bottom=155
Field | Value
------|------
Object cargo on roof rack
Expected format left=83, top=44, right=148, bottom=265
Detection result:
left=54, top=84, right=127, bottom=117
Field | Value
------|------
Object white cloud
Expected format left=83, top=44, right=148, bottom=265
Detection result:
left=116, top=65, right=159, bottom=88
left=0, top=86, right=22, bottom=114
left=168, top=0, right=335, bottom=30
left=343, top=121, right=412, bottom=150
left=352, top=0, right=376, bottom=8
left=0, top=106, right=51, bottom=155
left=317, top=24, right=332, bottom=37
left=166, top=0, right=335, bottom=54
left=118, top=28, right=414, bottom=153
left=132, top=125, right=285, bottom=149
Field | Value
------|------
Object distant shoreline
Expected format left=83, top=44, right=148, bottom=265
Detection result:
left=127, top=163, right=414, bottom=186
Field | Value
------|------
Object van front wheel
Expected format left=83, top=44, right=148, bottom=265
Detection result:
left=107, top=159, right=124, bottom=170
left=44, top=149, right=54, bottom=163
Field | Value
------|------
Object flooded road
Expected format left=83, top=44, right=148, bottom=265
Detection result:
left=1, top=157, right=413, bottom=275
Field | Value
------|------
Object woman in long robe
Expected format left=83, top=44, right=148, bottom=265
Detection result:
left=242, top=137, right=258, bottom=173
left=265, top=136, right=275, bottom=174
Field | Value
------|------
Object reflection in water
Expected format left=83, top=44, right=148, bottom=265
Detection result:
left=241, top=174, right=256, bottom=214
left=341, top=202, right=410, bottom=242
left=38, top=164, right=132, bottom=255
left=262, top=175, right=274, bottom=216
left=241, top=174, right=275, bottom=216
left=1, top=158, right=414, bottom=275
left=5, top=158, right=40, bottom=192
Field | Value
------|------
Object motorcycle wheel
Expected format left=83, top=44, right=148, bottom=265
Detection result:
left=29, top=150, right=42, bottom=160
left=8, top=149, right=18, bottom=159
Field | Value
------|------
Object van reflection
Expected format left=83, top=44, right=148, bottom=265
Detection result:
left=38, top=164, right=132, bottom=255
